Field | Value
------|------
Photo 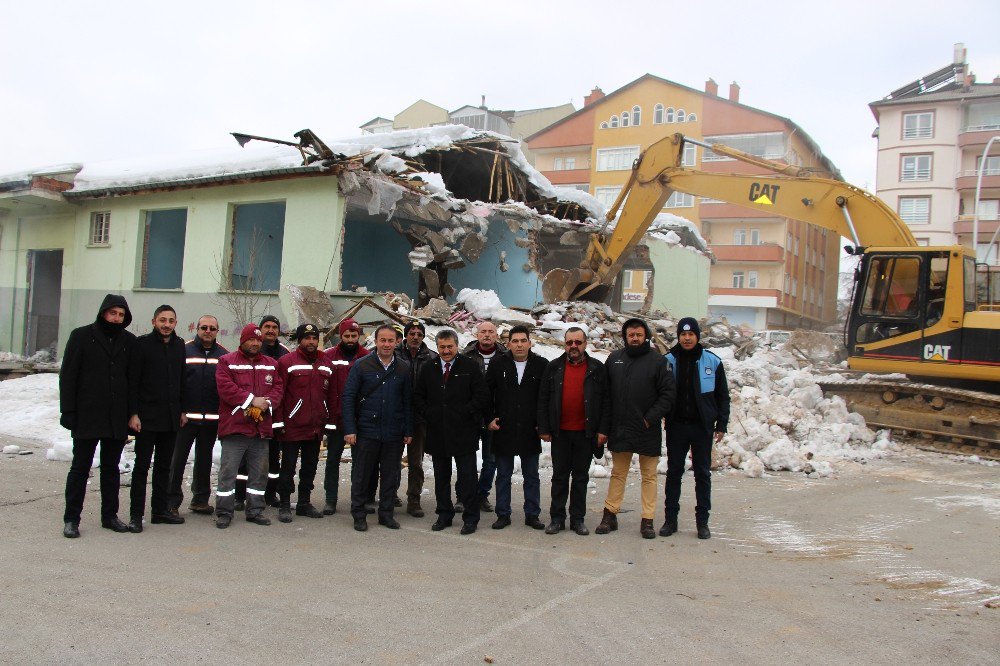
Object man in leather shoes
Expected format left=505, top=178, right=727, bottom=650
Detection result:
left=127, top=305, right=187, bottom=532
left=167, top=314, right=228, bottom=517
left=272, top=324, right=338, bottom=524
left=462, top=321, right=505, bottom=514
left=414, top=329, right=490, bottom=535
left=214, top=324, right=284, bottom=529
left=537, top=328, right=610, bottom=536
left=343, top=325, right=413, bottom=532
left=663, top=318, right=729, bottom=540
left=59, top=294, right=136, bottom=538
left=484, top=326, right=548, bottom=531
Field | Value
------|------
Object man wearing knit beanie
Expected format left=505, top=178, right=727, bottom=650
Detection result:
left=214, top=323, right=285, bottom=529
left=663, top=317, right=730, bottom=539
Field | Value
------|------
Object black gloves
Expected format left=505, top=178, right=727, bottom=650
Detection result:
left=593, top=444, right=605, bottom=459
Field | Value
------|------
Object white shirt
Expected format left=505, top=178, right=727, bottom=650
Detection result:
left=514, top=359, right=527, bottom=384
left=481, top=349, right=496, bottom=371
left=440, top=359, right=453, bottom=373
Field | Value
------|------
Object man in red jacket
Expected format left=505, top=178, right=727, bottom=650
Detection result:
left=214, top=324, right=284, bottom=529
left=272, top=324, right=338, bottom=523
left=322, top=318, right=369, bottom=514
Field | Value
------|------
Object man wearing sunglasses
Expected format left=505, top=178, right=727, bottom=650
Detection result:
left=537, top=327, right=610, bottom=536
left=167, top=315, right=228, bottom=516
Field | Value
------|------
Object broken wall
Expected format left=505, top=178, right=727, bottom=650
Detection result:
left=446, top=217, right=540, bottom=308
left=340, top=207, right=417, bottom=294
left=647, top=240, right=709, bottom=317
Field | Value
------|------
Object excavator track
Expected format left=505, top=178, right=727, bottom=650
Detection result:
left=817, top=378, right=1000, bottom=461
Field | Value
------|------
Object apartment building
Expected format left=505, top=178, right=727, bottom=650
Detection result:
left=359, top=98, right=575, bottom=164
left=526, top=74, right=841, bottom=329
left=870, top=43, right=1000, bottom=262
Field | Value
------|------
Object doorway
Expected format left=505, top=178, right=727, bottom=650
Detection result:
left=24, top=249, right=63, bottom=357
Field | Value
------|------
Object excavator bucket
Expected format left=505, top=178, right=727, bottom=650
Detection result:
left=541, top=267, right=610, bottom=304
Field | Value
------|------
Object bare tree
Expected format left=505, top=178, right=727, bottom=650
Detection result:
left=212, top=226, right=272, bottom=329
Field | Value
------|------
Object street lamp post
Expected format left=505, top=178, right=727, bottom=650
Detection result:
left=972, top=135, right=1000, bottom=263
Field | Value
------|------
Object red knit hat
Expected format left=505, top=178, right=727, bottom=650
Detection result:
left=240, top=323, right=262, bottom=344
left=339, top=318, right=360, bottom=334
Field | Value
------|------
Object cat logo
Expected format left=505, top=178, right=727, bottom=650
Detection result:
left=748, top=182, right=780, bottom=205
left=923, top=344, right=951, bottom=361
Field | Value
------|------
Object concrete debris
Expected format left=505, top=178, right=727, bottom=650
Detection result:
left=408, top=245, right=434, bottom=269
left=412, top=297, right=453, bottom=324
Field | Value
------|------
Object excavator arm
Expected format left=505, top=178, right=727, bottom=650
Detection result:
left=542, top=132, right=916, bottom=303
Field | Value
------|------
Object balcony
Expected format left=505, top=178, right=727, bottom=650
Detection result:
left=955, top=215, right=1000, bottom=235
left=958, top=127, right=1000, bottom=149
left=540, top=168, right=590, bottom=185
left=711, top=243, right=785, bottom=263
left=955, top=169, right=1000, bottom=191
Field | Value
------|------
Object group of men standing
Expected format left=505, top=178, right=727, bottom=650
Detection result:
left=59, top=293, right=730, bottom=541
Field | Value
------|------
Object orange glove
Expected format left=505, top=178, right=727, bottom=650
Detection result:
left=244, top=406, right=264, bottom=423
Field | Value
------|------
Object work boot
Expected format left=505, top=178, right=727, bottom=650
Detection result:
left=246, top=514, right=271, bottom=526
left=640, top=518, right=656, bottom=539
left=697, top=523, right=711, bottom=540
left=188, top=502, right=214, bottom=515
left=378, top=516, right=400, bottom=529
left=524, top=515, right=545, bottom=530
left=296, top=503, right=324, bottom=519
left=491, top=515, right=511, bottom=530
left=323, top=500, right=337, bottom=515
left=460, top=522, right=477, bottom=535
left=479, top=496, right=494, bottom=513
left=407, top=502, right=424, bottom=518
left=278, top=507, right=293, bottom=523
left=63, top=522, right=80, bottom=538
left=595, top=508, right=618, bottom=535
left=234, top=500, right=246, bottom=512
left=216, top=515, right=231, bottom=529
left=659, top=517, right=678, bottom=537
left=354, top=517, right=368, bottom=532
left=393, top=495, right=403, bottom=507
left=265, top=492, right=280, bottom=508
left=364, top=501, right=377, bottom=515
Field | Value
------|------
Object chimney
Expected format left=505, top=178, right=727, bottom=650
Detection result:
left=729, top=81, right=740, bottom=103
left=705, top=78, right=718, bottom=96
left=584, top=86, right=605, bottom=106
left=954, top=42, right=966, bottom=65
left=480, top=94, right=486, bottom=109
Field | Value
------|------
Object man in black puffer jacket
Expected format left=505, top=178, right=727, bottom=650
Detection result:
left=597, top=318, right=675, bottom=540
left=59, top=294, right=136, bottom=538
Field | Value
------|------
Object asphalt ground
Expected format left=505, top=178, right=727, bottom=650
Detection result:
left=1, top=436, right=997, bottom=665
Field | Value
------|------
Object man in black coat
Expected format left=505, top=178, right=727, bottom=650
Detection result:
left=394, top=321, right=438, bottom=517
left=413, top=329, right=490, bottom=535
left=167, top=314, right=228, bottom=516
left=127, top=304, right=186, bottom=532
left=485, top=325, right=548, bottom=530
left=462, top=321, right=506, bottom=513
left=537, top=327, right=610, bottom=536
left=596, top=318, right=675, bottom=540
left=59, top=294, right=136, bottom=538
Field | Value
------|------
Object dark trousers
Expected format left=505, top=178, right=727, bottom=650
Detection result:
left=131, top=429, right=176, bottom=519
left=168, top=421, right=218, bottom=510
left=350, top=437, right=404, bottom=520
left=64, top=438, right=126, bottom=524
left=324, top=430, right=346, bottom=504
left=406, top=423, right=427, bottom=504
left=477, top=429, right=496, bottom=499
left=550, top=429, right=592, bottom=524
left=366, top=453, right=380, bottom=504
left=236, top=438, right=282, bottom=502
left=217, top=436, right=269, bottom=519
left=495, top=452, right=540, bottom=518
left=279, top=439, right=321, bottom=506
left=432, top=452, right=480, bottom=525
left=665, top=420, right=713, bottom=523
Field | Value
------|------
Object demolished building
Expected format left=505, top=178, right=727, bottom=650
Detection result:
left=0, top=126, right=710, bottom=355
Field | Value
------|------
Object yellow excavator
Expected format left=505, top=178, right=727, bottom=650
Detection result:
left=542, top=133, right=1000, bottom=457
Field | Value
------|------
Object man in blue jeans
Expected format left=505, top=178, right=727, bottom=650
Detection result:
left=462, top=321, right=505, bottom=513
left=484, top=326, right=549, bottom=530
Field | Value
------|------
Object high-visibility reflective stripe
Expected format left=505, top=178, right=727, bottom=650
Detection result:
left=267, top=473, right=280, bottom=479
left=185, top=413, right=219, bottom=420
left=286, top=365, right=315, bottom=373
left=216, top=489, right=236, bottom=496
left=235, top=474, right=249, bottom=481
left=228, top=364, right=276, bottom=371
left=204, top=414, right=219, bottom=420
left=240, top=393, right=254, bottom=410
left=318, top=366, right=332, bottom=374
left=186, top=357, right=206, bottom=364
left=325, top=424, right=337, bottom=430
left=272, top=422, right=284, bottom=429
left=330, top=360, right=350, bottom=366
left=287, top=399, right=303, bottom=419
left=206, top=359, right=219, bottom=364
left=185, top=413, right=204, bottom=420
left=246, top=488, right=266, bottom=495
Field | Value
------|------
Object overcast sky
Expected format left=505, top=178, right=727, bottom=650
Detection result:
left=2, top=0, right=998, bottom=189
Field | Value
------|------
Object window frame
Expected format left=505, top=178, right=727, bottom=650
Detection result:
left=631, top=105, right=641, bottom=126
left=139, top=208, right=188, bottom=290
left=596, top=146, right=641, bottom=172
left=898, top=196, right=931, bottom=224
left=901, top=111, right=934, bottom=140
left=732, top=271, right=745, bottom=289
left=653, top=104, right=664, bottom=124
left=89, top=211, right=111, bottom=247
left=900, top=153, right=933, bottom=182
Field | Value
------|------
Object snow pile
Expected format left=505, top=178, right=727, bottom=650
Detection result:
left=0, top=373, right=73, bottom=462
left=454, top=289, right=534, bottom=326
left=0, top=350, right=55, bottom=364
left=720, top=347, right=897, bottom=477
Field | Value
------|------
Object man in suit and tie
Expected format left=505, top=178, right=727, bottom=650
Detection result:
left=413, top=329, right=490, bottom=535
